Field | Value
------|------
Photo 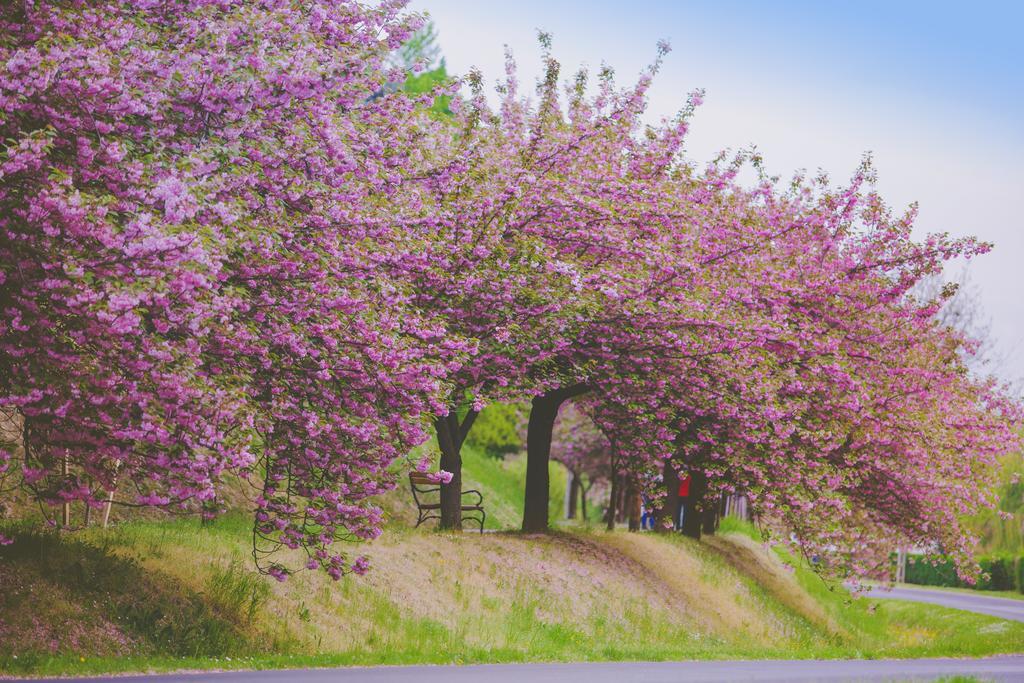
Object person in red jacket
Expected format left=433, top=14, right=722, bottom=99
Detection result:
left=676, top=473, right=691, bottom=530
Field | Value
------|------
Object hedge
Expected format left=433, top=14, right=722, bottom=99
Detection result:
left=904, top=556, right=960, bottom=587
left=903, top=553, right=1023, bottom=592
left=977, top=555, right=1017, bottom=591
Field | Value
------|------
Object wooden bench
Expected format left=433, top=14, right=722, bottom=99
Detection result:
left=409, top=472, right=486, bottom=532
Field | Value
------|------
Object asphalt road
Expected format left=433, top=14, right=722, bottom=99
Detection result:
left=862, top=584, right=1024, bottom=622
left=18, top=657, right=1024, bottom=683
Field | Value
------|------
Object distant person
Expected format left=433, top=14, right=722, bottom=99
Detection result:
left=640, top=495, right=654, bottom=530
left=676, top=473, right=691, bottom=531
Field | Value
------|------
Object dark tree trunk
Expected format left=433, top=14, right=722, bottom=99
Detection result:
left=435, top=415, right=462, bottom=531
left=701, top=504, right=718, bottom=536
left=567, top=470, right=580, bottom=520
left=681, top=469, right=707, bottom=539
left=626, top=476, right=641, bottom=532
left=522, top=384, right=589, bottom=533
left=605, top=474, right=619, bottom=531
left=580, top=482, right=589, bottom=521
left=522, top=395, right=557, bottom=533
left=702, top=493, right=726, bottom=534
left=435, top=407, right=480, bottom=531
left=617, top=481, right=627, bottom=524
left=657, top=458, right=680, bottom=533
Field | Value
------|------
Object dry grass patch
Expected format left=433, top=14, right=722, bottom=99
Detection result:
left=705, top=533, right=846, bottom=639
left=598, top=531, right=814, bottom=645
left=294, top=529, right=696, bottom=653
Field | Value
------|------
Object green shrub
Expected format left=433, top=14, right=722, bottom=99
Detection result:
left=976, top=555, right=1016, bottom=591
left=904, top=555, right=959, bottom=587
left=902, top=553, right=1024, bottom=592
left=464, top=402, right=525, bottom=459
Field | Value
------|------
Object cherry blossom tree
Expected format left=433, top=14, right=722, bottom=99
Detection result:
left=481, top=41, right=1021, bottom=578
left=2, top=0, right=1018, bottom=585
left=0, top=0, right=453, bottom=577
left=583, top=158, right=1022, bottom=576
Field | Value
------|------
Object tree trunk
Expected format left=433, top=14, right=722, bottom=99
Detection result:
left=435, top=415, right=462, bottom=531
left=580, top=482, right=589, bottom=522
left=681, top=469, right=707, bottom=539
left=523, top=395, right=556, bottom=533
left=617, top=481, right=627, bottom=524
left=567, top=470, right=580, bottom=520
left=700, top=493, right=723, bottom=536
left=657, top=458, right=680, bottom=533
left=522, top=384, right=589, bottom=533
left=626, top=476, right=640, bottom=532
left=434, top=405, right=480, bottom=531
left=605, top=474, right=619, bottom=531
left=701, top=504, right=717, bottom=536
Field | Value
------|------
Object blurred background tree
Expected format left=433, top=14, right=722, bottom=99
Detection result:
left=395, top=20, right=451, bottom=116
left=464, top=403, right=526, bottom=460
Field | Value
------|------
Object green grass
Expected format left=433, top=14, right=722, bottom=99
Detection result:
left=717, top=514, right=766, bottom=541
left=4, top=461, right=1024, bottom=677
left=457, top=444, right=566, bottom=530
left=778, top=546, right=1024, bottom=659
left=0, top=526, right=261, bottom=667
left=5, top=520, right=1024, bottom=677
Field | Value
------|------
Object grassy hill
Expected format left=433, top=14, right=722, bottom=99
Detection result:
left=3, top=446, right=1024, bottom=677
left=377, top=443, right=567, bottom=532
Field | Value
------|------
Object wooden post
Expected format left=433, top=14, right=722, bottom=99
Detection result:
left=896, top=548, right=907, bottom=584
left=102, top=489, right=115, bottom=528
left=61, top=452, right=71, bottom=528
left=102, top=463, right=120, bottom=528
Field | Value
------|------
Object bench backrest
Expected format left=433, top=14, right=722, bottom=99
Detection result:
left=408, top=472, right=439, bottom=507
left=409, top=472, right=439, bottom=487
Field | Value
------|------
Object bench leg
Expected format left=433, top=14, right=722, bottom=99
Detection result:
left=415, top=510, right=437, bottom=529
left=415, top=510, right=441, bottom=529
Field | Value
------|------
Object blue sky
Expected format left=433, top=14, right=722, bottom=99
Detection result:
left=410, top=0, right=1024, bottom=385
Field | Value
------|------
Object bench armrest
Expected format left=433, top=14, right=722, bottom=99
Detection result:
left=461, top=489, right=483, bottom=506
